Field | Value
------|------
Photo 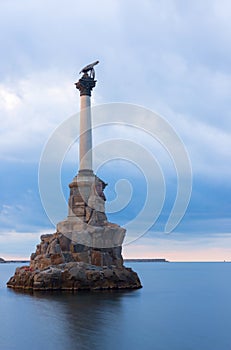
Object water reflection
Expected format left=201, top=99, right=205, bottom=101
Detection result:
left=8, top=288, right=139, bottom=350
left=3, top=263, right=231, bottom=350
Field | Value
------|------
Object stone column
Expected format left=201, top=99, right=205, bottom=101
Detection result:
left=75, top=73, right=96, bottom=175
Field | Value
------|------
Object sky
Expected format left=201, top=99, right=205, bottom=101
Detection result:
left=0, top=0, right=231, bottom=261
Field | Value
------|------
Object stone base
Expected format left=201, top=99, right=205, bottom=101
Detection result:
left=29, top=230, right=125, bottom=269
left=7, top=262, right=142, bottom=291
left=57, top=219, right=126, bottom=249
left=6, top=167, right=142, bottom=291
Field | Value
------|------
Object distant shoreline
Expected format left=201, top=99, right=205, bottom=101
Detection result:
left=0, top=259, right=30, bottom=264
left=0, top=259, right=169, bottom=264
left=1, top=259, right=230, bottom=263
left=125, top=258, right=169, bottom=262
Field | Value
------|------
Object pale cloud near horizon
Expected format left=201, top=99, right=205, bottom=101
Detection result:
left=124, top=231, right=231, bottom=261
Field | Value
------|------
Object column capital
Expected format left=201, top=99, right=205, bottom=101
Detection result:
left=75, top=73, right=96, bottom=96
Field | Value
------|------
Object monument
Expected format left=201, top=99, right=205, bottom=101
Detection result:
left=7, top=62, right=142, bottom=291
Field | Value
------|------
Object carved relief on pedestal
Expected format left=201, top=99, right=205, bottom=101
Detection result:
left=67, top=175, right=107, bottom=225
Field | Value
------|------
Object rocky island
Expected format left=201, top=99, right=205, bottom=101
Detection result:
left=7, top=62, right=142, bottom=291
left=7, top=232, right=141, bottom=291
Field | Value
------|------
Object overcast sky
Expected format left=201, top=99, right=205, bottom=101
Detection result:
left=0, top=0, right=231, bottom=261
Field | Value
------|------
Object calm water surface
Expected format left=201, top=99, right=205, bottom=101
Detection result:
left=0, top=262, right=231, bottom=350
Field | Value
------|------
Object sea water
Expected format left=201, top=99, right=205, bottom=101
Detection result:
left=0, top=262, right=231, bottom=350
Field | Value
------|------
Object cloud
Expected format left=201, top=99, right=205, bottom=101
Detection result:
left=0, top=229, right=54, bottom=260
left=0, top=71, right=77, bottom=161
left=124, top=232, right=231, bottom=261
left=0, top=0, right=121, bottom=81
left=171, top=113, right=231, bottom=179
left=0, top=0, right=230, bottom=258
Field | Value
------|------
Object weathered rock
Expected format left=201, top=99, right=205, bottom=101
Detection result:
left=28, top=230, right=124, bottom=270
left=41, top=234, right=54, bottom=243
left=7, top=262, right=142, bottom=291
left=58, top=234, right=71, bottom=251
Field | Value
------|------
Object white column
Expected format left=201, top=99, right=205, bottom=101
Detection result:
left=79, top=95, right=92, bottom=171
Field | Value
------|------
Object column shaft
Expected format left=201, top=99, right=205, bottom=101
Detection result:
left=79, top=95, right=92, bottom=171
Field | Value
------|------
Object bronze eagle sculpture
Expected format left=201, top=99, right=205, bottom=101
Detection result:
left=79, top=60, right=99, bottom=79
